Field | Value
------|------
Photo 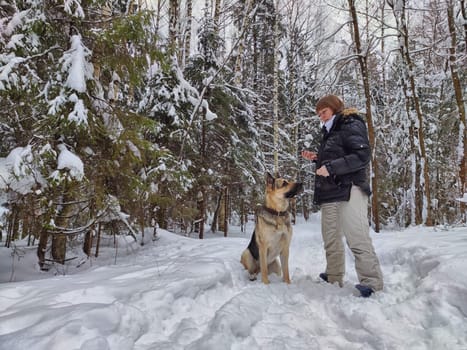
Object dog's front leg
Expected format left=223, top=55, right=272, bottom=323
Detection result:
left=280, top=247, right=291, bottom=284
left=259, top=245, right=270, bottom=284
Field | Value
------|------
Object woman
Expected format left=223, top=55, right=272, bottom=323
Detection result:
left=302, top=94, right=383, bottom=297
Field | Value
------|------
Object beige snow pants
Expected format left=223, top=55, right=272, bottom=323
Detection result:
left=321, top=185, right=383, bottom=291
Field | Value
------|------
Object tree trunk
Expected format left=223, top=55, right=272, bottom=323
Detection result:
left=156, top=207, right=168, bottom=230
left=290, top=198, right=297, bottom=225
left=211, top=190, right=222, bottom=233
left=223, top=186, right=229, bottom=237
left=5, top=204, right=17, bottom=248
left=51, top=233, right=66, bottom=264
left=198, top=111, right=206, bottom=239
left=219, top=190, right=226, bottom=233
left=95, top=223, right=102, bottom=258
left=234, top=0, right=253, bottom=85
left=214, top=0, right=221, bottom=27
left=181, top=0, right=192, bottom=67
left=404, top=29, right=432, bottom=226
left=197, top=189, right=205, bottom=239
left=240, top=198, right=245, bottom=232
left=401, top=70, right=421, bottom=225
left=272, top=2, right=279, bottom=176
left=154, top=0, right=163, bottom=34
left=460, top=0, right=467, bottom=52
left=52, top=187, right=76, bottom=264
left=447, top=1, right=467, bottom=201
left=140, top=205, right=145, bottom=245
left=168, top=0, right=180, bottom=48
left=83, top=229, right=93, bottom=256
left=389, top=0, right=433, bottom=226
left=37, top=227, right=49, bottom=270
left=302, top=196, right=309, bottom=221
left=348, top=0, right=381, bottom=232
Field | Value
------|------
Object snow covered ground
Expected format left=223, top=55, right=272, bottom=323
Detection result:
left=1, top=213, right=467, bottom=350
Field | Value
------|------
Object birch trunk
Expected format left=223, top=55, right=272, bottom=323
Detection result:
left=168, top=0, right=180, bottom=48
left=181, top=0, right=192, bottom=67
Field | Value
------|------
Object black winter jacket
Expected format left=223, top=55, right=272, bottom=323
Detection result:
left=313, top=108, right=371, bottom=205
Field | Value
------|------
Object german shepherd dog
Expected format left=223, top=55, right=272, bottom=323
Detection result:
left=241, top=173, right=303, bottom=284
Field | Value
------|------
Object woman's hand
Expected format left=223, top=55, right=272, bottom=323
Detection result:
left=301, top=150, right=317, bottom=161
left=316, top=165, right=330, bottom=177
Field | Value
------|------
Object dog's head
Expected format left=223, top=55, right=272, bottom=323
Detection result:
left=265, top=172, right=303, bottom=210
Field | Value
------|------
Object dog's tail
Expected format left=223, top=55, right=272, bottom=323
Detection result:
left=247, top=230, right=259, bottom=260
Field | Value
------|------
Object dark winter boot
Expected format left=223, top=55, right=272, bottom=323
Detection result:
left=355, top=284, right=374, bottom=298
left=319, top=273, right=328, bottom=282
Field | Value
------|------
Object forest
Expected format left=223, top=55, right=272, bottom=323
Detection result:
left=0, top=0, right=466, bottom=267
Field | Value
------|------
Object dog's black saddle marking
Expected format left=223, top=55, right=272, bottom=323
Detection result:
left=248, top=230, right=260, bottom=260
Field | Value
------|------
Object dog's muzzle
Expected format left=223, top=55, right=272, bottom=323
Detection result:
left=285, top=183, right=303, bottom=198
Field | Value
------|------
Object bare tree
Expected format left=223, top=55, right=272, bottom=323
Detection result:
left=273, top=0, right=280, bottom=175
left=388, top=0, right=433, bottom=226
left=348, top=0, right=381, bottom=232
left=447, top=0, right=467, bottom=199
left=234, top=0, right=254, bottom=85
left=152, top=0, right=165, bottom=34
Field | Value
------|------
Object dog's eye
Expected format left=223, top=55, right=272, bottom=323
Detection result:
left=282, top=181, right=288, bottom=187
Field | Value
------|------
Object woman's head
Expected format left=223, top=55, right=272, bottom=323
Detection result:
left=316, top=95, right=344, bottom=115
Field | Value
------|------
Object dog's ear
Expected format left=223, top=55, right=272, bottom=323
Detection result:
left=266, top=172, right=275, bottom=187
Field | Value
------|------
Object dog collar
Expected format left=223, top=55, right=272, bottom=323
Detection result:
left=262, top=205, right=289, bottom=217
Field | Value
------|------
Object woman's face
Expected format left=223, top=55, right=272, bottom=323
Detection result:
left=317, top=107, right=334, bottom=123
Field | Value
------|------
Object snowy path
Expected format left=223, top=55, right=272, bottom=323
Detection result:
left=1, top=215, right=467, bottom=349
